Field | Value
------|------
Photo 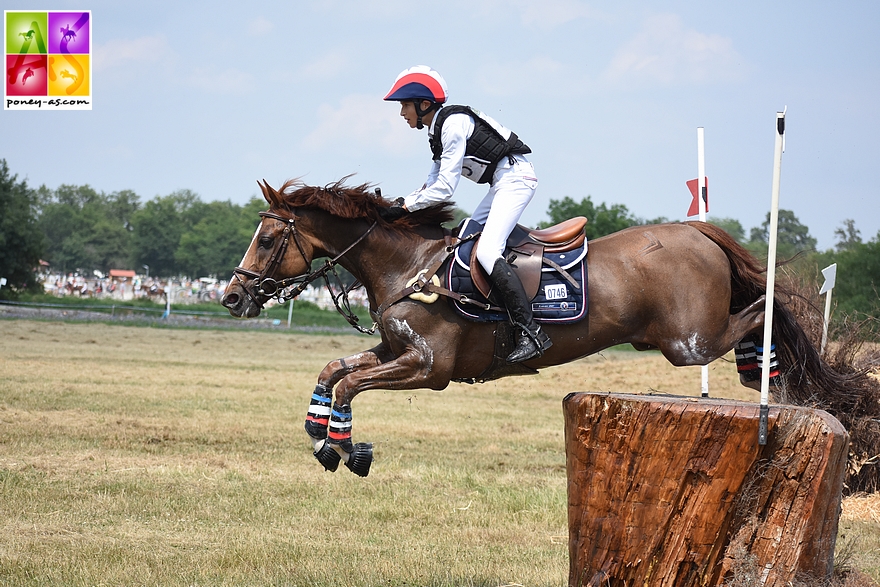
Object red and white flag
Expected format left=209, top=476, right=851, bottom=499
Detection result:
left=686, top=177, right=708, bottom=217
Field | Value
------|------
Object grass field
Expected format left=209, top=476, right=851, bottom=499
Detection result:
left=1, top=318, right=877, bottom=586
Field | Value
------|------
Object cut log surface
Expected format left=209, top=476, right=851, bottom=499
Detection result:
left=563, top=392, right=849, bottom=587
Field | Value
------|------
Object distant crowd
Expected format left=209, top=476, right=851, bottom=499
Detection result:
left=39, top=272, right=368, bottom=309
left=41, top=273, right=226, bottom=305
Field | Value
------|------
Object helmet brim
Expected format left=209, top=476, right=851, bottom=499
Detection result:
left=383, top=72, right=447, bottom=103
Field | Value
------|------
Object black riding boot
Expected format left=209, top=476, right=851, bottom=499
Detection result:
left=489, top=258, right=552, bottom=363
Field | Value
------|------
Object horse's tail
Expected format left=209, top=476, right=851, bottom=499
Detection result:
left=683, top=221, right=861, bottom=406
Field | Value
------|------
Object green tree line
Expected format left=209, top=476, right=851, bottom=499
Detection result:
left=1, top=159, right=264, bottom=289
left=1, top=159, right=878, bottom=321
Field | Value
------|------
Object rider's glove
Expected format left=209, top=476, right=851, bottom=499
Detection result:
left=378, top=198, right=408, bottom=222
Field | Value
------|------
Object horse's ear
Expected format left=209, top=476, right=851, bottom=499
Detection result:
left=258, top=179, right=280, bottom=207
left=257, top=180, right=270, bottom=204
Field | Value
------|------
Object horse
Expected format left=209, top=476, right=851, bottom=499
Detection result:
left=221, top=178, right=850, bottom=477
left=60, top=25, right=76, bottom=43
left=145, top=284, right=166, bottom=301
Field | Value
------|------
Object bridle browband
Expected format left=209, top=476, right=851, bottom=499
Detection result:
left=232, top=209, right=378, bottom=333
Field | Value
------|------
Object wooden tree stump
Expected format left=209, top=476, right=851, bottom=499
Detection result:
left=563, top=392, right=849, bottom=587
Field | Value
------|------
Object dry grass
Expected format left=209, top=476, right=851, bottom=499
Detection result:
left=0, top=319, right=876, bottom=586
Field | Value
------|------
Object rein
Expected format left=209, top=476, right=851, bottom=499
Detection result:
left=233, top=210, right=378, bottom=333
left=233, top=207, right=490, bottom=336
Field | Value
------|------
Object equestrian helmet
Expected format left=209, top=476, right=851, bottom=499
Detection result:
left=383, top=65, right=448, bottom=104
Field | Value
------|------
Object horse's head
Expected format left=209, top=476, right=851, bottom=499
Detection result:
left=221, top=180, right=315, bottom=318
left=221, top=176, right=457, bottom=319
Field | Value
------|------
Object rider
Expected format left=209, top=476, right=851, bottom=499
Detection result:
left=382, top=65, right=551, bottom=363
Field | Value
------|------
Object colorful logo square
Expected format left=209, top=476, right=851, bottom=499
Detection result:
left=4, top=10, right=91, bottom=110
left=5, top=53, right=47, bottom=95
left=48, top=53, right=89, bottom=96
left=5, top=11, right=48, bottom=54
left=48, top=12, right=89, bottom=54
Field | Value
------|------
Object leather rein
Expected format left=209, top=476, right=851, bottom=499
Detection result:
left=232, top=209, right=493, bottom=335
left=232, top=210, right=379, bottom=334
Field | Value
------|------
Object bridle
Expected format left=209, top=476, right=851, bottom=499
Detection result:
left=232, top=209, right=378, bottom=333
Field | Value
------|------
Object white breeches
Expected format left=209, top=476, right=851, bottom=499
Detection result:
left=471, top=158, right=538, bottom=274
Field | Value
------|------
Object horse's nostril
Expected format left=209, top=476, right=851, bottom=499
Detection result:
left=223, top=293, right=239, bottom=307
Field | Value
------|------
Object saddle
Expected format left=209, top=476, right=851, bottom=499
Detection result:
left=372, top=216, right=589, bottom=328
left=465, top=217, right=587, bottom=301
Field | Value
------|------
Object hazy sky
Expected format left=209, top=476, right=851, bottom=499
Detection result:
left=4, top=0, right=879, bottom=251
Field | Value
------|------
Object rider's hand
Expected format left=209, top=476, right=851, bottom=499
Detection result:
left=378, top=198, right=408, bottom=222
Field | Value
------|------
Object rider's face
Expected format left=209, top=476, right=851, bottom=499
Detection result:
left=399, top=100, right=433, bottom=129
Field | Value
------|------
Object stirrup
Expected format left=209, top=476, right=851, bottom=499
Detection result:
left=506, top=323, right=552, bottom=363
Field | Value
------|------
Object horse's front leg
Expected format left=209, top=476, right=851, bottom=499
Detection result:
left=327, top=323, right=449, bottom=476
left=304, top=343, right=394, bottom=475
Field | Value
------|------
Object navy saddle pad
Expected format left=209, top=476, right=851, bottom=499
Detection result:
left=446, top=218, right=589, bottom=324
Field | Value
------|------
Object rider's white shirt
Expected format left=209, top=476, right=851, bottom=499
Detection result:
left=403, top=111, right=473, bottom=212
left=402, top=108, right=538, bottom=274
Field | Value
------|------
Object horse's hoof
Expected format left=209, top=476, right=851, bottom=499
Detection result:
left=344, top=443, right=373, bottom=477
left=313, top=440, right=341, bottom=472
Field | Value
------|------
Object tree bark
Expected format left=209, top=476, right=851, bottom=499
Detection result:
left=563, top=392, right=849, bottom=587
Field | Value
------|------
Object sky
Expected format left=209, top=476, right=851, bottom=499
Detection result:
left=3, top=0, right=879, bottom=252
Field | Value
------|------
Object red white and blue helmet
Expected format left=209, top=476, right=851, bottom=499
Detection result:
left=383, top=65, right=448, bottom=104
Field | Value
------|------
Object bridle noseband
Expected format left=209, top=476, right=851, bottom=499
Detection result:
left=232, top=209, right=378, bottom=333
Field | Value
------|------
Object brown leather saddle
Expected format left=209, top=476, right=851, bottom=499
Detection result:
left=469, top=216, right=587, bottom=300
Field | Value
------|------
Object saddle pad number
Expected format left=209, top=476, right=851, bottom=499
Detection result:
left=544, top=283, right=568, bottom=300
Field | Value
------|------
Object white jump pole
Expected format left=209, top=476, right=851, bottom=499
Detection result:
left=758, top=108, right=786, bottom=446
left=697, top=127, right=709, bottom=397
left=819, top=263, right=837, bottom=355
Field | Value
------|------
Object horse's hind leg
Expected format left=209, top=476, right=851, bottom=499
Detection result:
left=704, top=296, right=783, bottom=392
left=659, top=297, right=768, bottom=367
left=733, top=334, right=783, bottom=392
left=720, top=296, right=766, bottom=350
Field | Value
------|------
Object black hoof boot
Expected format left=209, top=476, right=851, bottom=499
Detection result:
left=344, top=443, right=373, bottom=477
left=313, top=440, right=341, bottom=472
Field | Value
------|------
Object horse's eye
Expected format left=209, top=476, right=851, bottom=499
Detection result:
left=259, top=236, right=274, bottom=249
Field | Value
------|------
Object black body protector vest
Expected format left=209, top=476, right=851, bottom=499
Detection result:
left=429, top=105, right=531, bottom=185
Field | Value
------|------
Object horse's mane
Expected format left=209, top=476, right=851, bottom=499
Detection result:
left=275, top=177, right=457, bottom=230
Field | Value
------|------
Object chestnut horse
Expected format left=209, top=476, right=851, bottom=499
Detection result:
left=221, top=179, right=844, bottom=477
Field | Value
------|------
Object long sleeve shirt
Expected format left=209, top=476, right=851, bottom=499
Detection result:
left=403, top=111, right=475, bottom=212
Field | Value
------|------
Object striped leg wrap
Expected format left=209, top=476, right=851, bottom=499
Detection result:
left=328, top=403, right=353, bottom=453
left=304, top=384, right=332, bottom=440
left=734, top=339, right=760, bottom=382
left=756, top=344, right=782, bottom=385
left=735, top=338, right=781, bottom=385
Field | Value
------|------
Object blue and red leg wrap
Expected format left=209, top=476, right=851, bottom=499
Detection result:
left=304, top=384, right=332, bottom=440
left=328, top=402, right=354, bottom=453
left=735, top=335, right=781, bottom=386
